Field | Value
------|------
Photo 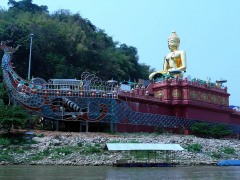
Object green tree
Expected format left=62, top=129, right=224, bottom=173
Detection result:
left=210, top=124, right=231, bottom=139
left=191, top=123, right=232, bottom=139
left=186, top=143, right=202, bottom=152
left=190, top=123, right=210, bottom=137
left=0, top=103, right=28, bottom=133
left=0, top=4, right=152, bottom=83
left=0, top=82, right=9, bottom=105
left=8, top=0, right=48, bottom=13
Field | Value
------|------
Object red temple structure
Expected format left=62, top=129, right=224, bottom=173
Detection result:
left=117, top=77, right=240, bottom=133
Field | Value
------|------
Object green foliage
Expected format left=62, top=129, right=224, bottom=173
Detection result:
left=210, top=124, right=232, bottom=139
left=0, top=132, right=37, bottom=145
left=83, top=144, right=102, bottom=154
left=55, top=147, right=73, bottom=155
left=0, top=153, right=12, bottom=161
left=0, top=104, right=28, bottom=133
left=210, top=152, right=222, bottom=159
left=0, top=6, right=151, bottom=82
left=8, top=0, right=48, bottom=13
left=190, top=123, right=231, bottom=139
left=190, top=123, right=210, bottom=137
left=209, top=147, right=236, bottom=159
left=30, top=149, right=51, bottom=161
left=222, top=147, right=235, bottom=155
left=0, top=146, right=25, bottom=162
left=186, top=143, right=202, bottom=152
left=29, top=146, right=79, bottom=161
left=6, top=146, right=25, bottom=154
left=155, top=126, right=165, bottom=134
left=0, top=83, right=9, bottom=105
left=0, top=137, right=11, bottom=145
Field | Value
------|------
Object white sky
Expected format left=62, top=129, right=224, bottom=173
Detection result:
left=1, top=0, right=240, bottom=105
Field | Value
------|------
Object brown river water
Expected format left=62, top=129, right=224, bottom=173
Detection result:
left=0, top=165, right=240, bottom=180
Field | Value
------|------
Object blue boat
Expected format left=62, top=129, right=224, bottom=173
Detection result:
left=217, top=160, right=240, bottom=166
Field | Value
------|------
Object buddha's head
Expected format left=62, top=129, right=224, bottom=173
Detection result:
left=168, top=31, right=180, bottom=51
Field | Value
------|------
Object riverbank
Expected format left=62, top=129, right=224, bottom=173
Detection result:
left=0, top=130, right=240, bottom=166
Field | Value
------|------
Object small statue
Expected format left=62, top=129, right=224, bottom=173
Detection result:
left=149, top=31, right=186, bottom=80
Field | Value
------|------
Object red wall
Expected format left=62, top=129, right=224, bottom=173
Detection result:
left=230, top=114, right=240, bottom=125
left=116, top=124, right=155, bottom=132
left=185, top=107, right=230, bottom=123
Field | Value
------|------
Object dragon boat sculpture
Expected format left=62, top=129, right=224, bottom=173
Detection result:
left=0, top=40, right=120, bottom=123
left=1, top=40, right=240, bottom=133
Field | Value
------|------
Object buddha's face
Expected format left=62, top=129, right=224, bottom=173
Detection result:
left=168, top=38, right=179, bottom=51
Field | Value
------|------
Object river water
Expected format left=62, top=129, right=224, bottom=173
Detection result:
left=0, top=165, right=240, bottom=180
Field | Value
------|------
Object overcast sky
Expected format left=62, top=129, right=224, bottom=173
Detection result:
left=1, top=0, right=240, bottom=105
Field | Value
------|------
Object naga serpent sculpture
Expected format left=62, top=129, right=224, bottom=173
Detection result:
left=0, top=40, right=115, bottom=122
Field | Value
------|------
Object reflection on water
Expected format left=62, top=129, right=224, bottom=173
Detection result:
left=0, top=165, right=240, bottom=180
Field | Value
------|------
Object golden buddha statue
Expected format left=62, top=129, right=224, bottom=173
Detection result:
left=149, top=31, right=186, bottom=80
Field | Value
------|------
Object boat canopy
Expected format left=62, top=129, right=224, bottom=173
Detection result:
left=106, top=143, right=184, bottom=151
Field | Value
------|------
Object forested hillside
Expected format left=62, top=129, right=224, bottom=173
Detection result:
left=0, top=0, right=152, bottom=82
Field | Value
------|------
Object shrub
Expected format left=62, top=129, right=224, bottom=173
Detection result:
left=186, top=143, right=202, bottom=152
left=222, top=147, right=235, bottom=154
left=190, top=123, right=231, bottom=138
left=83, top=144, right=101, bottom=154
left=0, top=154, right=12, bottom=161
left=0, top=138, right=11, bottom=145
left=30, top=149, right=52, bottom=161
left=210, top=125, right=231, bottom=139
left=55, top=147, right=73, bottom=155
left=210, top=152, right=222, bottom=159
left=209, top=147, right=236, bottom=159
left=0, top=105, right=28, bottom=133
left=190, top=123, right=210, bottom=137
